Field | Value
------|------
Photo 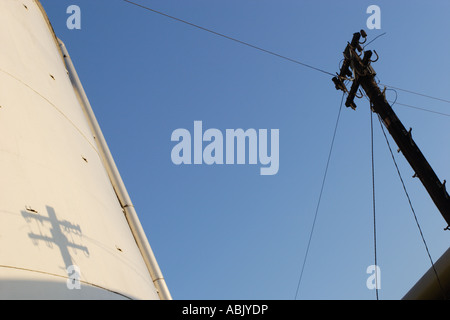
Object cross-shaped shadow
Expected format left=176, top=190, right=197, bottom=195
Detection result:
left=21, top=206, right=89, bottom=271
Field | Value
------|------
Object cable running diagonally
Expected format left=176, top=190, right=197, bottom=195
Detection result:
left=294, top=93, right=344, bottom=300
left=377, top=115, right=447, bottom=300
left=381, top=84, right=450, bottom=105
left=390, top=101, right=450, bottom=118
left=122, top=0, right=334, bottom=77
left=363, top=32, right=387, bottom=49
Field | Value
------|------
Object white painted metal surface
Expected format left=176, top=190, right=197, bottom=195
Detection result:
left=0, top=0, right=167, bottom=299
left=58, top=39, right=171, bottom=300
left=403, top=247, right=450, bottom=300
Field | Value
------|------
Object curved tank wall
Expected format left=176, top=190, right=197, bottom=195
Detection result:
left=0, top=0, right=160, bottom=299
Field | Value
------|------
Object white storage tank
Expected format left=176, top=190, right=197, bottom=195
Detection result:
left=0, top=0, right=170, bottom=300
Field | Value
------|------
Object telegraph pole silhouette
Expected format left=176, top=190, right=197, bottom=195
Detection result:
left=332, top=30, right=450, bottom=228
left=22, top=206, right=89, bottom=271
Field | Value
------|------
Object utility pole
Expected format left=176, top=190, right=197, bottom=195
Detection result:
left=332, top=30, right=450, bottom=229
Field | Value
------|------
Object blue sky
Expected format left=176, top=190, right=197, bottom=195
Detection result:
left=41, top=0, right=450, bottom=299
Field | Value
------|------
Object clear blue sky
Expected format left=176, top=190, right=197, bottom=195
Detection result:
left=41, top=0, right=450, bottom=299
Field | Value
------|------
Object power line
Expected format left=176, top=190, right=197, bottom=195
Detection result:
left=363, top=32, right=387, bottom=49
left=377, top=115, right=447, bottom=300
left=382, top=84, right=450, bottom=105
left=385, top=88, right=450, bottom=118
left=122, top=1, right=450, bottom=112
left=294, top=92, right=344, bottom=300
left=369, top=109, right=379, bottom=300
left=391, top=101, right=450, bottom=118
left=122, top=0, right=335, bottom=77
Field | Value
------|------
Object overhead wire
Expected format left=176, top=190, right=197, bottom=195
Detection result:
left=363, top=32, right=387, bottom=49
left=381, top=84, right=450, bottom=105
left=364, top=90, right=447, bottom=299
left=369, top=108, right=379, bottom=300
left=294, top=92, right=344, bottom=300
left=390, top=101, right=450, bottom=118
left=377, top=115, right=448, bottom=300
left=363, top=88, right=447, bottom=299
left=122, top=0, right=335, bottom=77
left=121, top=0, right=450, bottom=119
left=384, top=82, right=450, bottom=117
